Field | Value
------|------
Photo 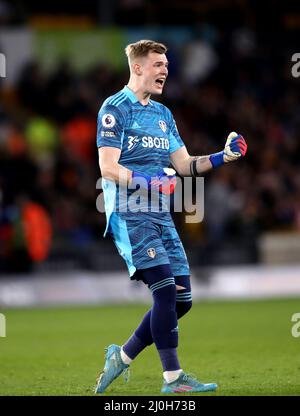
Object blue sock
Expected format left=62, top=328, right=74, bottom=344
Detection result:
left=150, top=278, right=180, bottom=371
left=123, top=273, right=192, bottom=366
left=122, top=333, right=148, bottom=360
left=158, top=348, right=180, bottom=372
left=123, top=283, right=180, bottom=370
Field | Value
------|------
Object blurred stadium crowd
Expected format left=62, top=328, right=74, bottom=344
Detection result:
left=0, top=1, right=300, bottom=272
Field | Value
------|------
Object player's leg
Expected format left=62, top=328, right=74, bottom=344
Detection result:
left=96, top=264, right=181, bottom=394
left=159, top=225, right=218, bottom=393
left=121, top=228, right=193, bottom=367
left=122, top=274, right=192, bottom=361
left=122, top=264, right=184, bottom=382
left=120, top=225, right=192, bottom=366
left=132, top=273, right=192, bottom=384
left=122, top=265, right=182, bottom=359
left=95, top=218, right=217, bottom=393
left=141, top=264, right=182, bottom=380
left=95, top=218, right=174, bottom=393
left=122, top=265, right=218, bottom=393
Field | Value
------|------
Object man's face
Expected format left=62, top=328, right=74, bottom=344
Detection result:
left=139, top=52, right=169, bottom=95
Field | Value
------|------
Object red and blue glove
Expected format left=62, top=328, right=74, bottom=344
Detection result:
left=132, top=168, right=177, bottom=195
left=209, top=132, right=248, bottom=168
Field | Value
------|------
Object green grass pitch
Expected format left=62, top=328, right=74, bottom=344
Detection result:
left=1, top=298, right=300, bottom=396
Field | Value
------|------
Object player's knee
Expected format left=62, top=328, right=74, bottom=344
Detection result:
left=142, top=265, right=177, bottom=309
left=175, top=281, right=192, bottom=318
left=152, top=283, right=177, bottom=309
left=176, top=299, right=192, bottom=319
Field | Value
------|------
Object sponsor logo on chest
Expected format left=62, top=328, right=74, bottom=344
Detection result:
left=127, top=136, right=169, bottom=151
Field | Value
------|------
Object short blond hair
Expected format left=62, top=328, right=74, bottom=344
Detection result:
left=125, top=40, right=167, bottom=62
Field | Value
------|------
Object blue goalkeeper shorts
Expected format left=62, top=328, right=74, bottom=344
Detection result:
left=108, top=213, right=190, bottom=279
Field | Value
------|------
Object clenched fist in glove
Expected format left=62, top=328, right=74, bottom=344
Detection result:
left=209, top=132, right=248, bottom=168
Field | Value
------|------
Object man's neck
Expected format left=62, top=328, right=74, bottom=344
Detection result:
left=126, top=82, right=151, bottom=106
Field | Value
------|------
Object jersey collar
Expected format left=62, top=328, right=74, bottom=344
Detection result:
left=122, top=85, right=139, bottom=103
left=122, top=85, right=154, bottom=106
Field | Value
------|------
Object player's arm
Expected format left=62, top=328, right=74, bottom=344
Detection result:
left=170, top=132, right=248, bottom=177
left=98, top=147, right=132, bottom=185
left=99, top=147, right=174, bottom=193
left=97, top=105, right=133, bottom=185
left=170, top=146, right=213, bottom=176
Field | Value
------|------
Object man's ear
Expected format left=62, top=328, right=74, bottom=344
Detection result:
left=132, top=63, right=142, bottom=76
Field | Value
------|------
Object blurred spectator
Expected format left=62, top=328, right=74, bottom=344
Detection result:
left=182, top=39, right=218, bottom=85
left=61, top=116, right=96, bottom=163
left=17, top=61, right=48, bottom=114
left=25, top=117, right=58, bottom=164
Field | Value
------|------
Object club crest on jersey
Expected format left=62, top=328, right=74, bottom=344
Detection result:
left=147, top=248, right=156, bottom=258
left=102, top=113, right=116, bottom=128
left=159, top=120, right=167, bottom=133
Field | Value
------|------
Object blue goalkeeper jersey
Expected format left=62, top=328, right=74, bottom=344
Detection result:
left=97, top=85, right=185, bottom=235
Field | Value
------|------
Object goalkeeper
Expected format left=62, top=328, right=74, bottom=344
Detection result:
left=95, top=40, right=247, bottom=394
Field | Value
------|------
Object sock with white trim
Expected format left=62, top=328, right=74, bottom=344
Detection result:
left=163, top=369, right=183, bottom=383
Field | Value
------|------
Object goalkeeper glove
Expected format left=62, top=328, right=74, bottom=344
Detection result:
left=209, top=131, right=247, bottom=168
left=132, top=168, right=177, bottom=195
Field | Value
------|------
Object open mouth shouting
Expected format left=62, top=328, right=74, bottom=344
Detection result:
left=155, top=77, right=166, bottom=88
